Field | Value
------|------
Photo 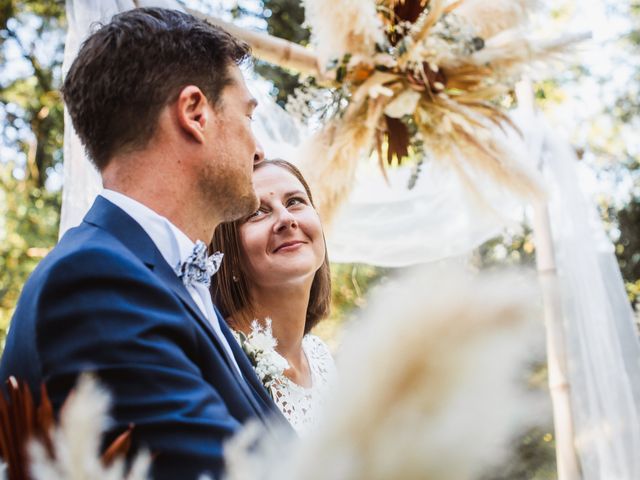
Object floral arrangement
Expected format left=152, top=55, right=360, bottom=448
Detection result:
left=232, top=319, right=290, bottom=393
left=293, top=0, right=584, bottom=222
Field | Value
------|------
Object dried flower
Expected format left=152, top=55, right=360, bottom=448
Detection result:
left=232, top=319, right=290, bottom=391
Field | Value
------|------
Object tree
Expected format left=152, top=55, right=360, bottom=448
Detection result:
left=0, top=0, right=65, bottom=340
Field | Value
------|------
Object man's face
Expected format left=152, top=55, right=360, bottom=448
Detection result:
left=200, top=64, right=264, bottom=223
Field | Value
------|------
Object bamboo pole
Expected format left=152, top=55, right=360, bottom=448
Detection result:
left=516, top=81, right=582, bottom=480
left=186, top=9, right=322, bottom=78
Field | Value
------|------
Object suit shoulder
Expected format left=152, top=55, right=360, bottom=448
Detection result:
left=26, top=225, right=152, bottom=291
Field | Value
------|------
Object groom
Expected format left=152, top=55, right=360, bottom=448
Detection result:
left=0, top=7, right=282, bottom=480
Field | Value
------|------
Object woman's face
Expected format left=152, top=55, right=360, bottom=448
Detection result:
left=238, top=164, right=325, bottom=290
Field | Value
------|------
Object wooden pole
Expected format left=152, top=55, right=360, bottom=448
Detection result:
left=516, top=81, right=582, bottom=480
left=186, top=9, right=322, bottom=77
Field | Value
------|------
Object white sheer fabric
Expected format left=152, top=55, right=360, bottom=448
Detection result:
left=61, top=2, right=640, bottom=478
left=512, top=103, right=640, bottom=479
left=540, top=120, right=640, bottom=479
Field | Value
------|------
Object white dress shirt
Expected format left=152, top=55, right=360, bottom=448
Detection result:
left=100, top=189, right=242, bottom=374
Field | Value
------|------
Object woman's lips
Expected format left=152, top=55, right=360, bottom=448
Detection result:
left=273, top=241, right=305, bottom=253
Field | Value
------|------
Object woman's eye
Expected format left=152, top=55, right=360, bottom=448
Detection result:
left=287, top=197, right=307, bottom=208
left=247, top=208, right=266, bottom=220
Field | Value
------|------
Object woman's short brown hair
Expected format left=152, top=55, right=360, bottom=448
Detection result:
left=211, top=159, right=331, bottom=334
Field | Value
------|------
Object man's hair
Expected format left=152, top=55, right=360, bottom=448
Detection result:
left=211, top=159, right=332, bottom=334
left=61, top=7, right=251, bottom=170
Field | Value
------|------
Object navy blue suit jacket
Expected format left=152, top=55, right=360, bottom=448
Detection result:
left=0, top=196, right=284, bottom=479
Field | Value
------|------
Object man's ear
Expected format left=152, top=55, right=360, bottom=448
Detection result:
left=176, top=85, right=210, bottom=144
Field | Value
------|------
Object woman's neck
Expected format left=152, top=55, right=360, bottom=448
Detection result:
left=236, top=281, right=313, bottom=387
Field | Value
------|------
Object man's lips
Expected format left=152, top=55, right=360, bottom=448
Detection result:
left=273, top=240, right=306, bottom=253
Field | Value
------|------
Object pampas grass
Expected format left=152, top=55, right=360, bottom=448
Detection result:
left=28, top=375, right=150, bottom=480
left=297, top=99, right=383, bottom=224
left=224, top=267, right=544, bottom=480
left=302, top=0, right=384, bottom=67
left=292, top=0, right=587, bottom=223
left=454, top=0, right=539, bottom=40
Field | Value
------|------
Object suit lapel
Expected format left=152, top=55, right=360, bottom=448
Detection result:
left=83, top=196, right=269, bottom=417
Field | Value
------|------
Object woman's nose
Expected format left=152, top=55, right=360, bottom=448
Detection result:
left=274, top=208, right=297, bottom=232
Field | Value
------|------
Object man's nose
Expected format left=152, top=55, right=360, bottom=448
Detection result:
left=254, top=139, right=265, bottom=165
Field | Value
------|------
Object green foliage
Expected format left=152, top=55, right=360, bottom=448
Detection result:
left=252, top=0, right=310, bottom=107
left=0, top=163, right=60, bottom=342
left=615, top=195, right=640, bottom=307
left=0, top=0, right=65, bottom=342
left=474, top=226, right=536, bottom=270
left=314, top=263, right=388, bottom=345
left=482, top=427, right=558, bottom=480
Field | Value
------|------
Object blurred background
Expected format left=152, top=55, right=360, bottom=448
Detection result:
left=1, top=0, right=639, bottom=477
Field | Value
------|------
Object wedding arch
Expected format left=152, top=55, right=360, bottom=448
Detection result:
left=61, top=1, right=640, bottom=479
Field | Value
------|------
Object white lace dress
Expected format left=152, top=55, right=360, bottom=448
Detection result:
left=269, top=334, right=335, bottom=434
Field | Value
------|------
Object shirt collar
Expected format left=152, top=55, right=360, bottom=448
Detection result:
left=100, top=189, right=199, bottom=271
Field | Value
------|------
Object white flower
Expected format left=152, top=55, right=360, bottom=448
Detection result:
left=384, top=90, right=422, bottom=118
left=248, top=320, right=278, bottom=352
left=234, top=319, right=290, bottom=391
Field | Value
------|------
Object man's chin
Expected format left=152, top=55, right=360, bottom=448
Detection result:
left=222, top=191, right=259, bottom=222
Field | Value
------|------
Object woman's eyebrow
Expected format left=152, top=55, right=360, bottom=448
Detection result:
left=284, top=190, right=307, bottom=198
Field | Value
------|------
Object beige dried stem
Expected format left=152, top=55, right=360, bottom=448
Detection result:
left=224, top=267, right=543, bottom=480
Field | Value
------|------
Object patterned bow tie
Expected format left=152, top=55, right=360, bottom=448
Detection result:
left=175, top=240, right=224, bottom=288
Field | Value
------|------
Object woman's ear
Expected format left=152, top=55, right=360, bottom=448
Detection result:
left=176, top=85, right=209, bottom=144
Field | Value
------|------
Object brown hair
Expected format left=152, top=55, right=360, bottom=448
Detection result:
left=61, top=7, right=251, bottom=170
left=212, top=159, right=331, bottom=334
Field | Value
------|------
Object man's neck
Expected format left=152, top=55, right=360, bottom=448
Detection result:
left=102, top=158, right=219, bottom=243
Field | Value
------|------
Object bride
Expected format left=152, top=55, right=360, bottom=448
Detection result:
left=211, top=159, right=335, bottom=433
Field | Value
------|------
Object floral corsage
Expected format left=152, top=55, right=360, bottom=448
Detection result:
left=232, top=318, right=289, bottom=394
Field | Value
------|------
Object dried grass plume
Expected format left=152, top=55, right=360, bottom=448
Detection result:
left=224, top=266, right=544, bottom=480
left=28, top=374, right=151, bottom=480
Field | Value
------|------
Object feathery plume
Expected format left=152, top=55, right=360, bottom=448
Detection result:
left=302, top=0, right=385, bottom=67
left=28, top=374, right=150, bottom=480
left=224, top=267, right=544, bottom=480
left=454, top=0, right=540, bottom=40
